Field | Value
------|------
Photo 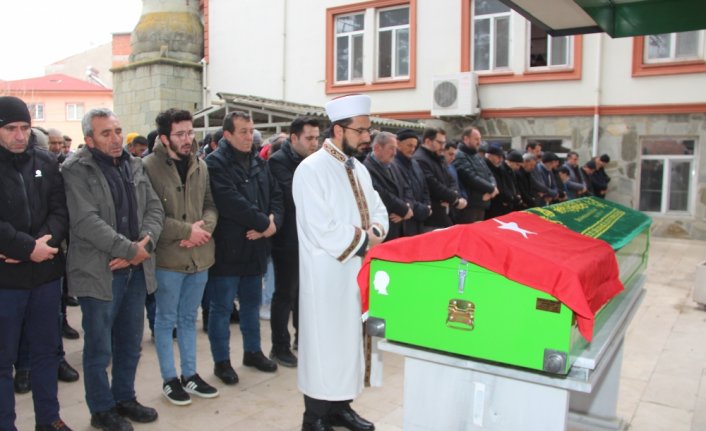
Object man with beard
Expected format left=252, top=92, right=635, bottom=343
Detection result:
left=393, top=129, right=431, bottom=236
left=268, top=117, right=321, bottom=367
left=413, top=128, right=466, bottom=228
left=62, top=108, right=163, bottom=430
left=143, top=109, right=220, bottom=406
left=453, top=127, right=497, bottom=223
left=293, top=94, right=388, bottom=431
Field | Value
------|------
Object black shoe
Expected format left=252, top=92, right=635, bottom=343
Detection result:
left=90, top=409, right=133, bottom=431
left=162, top=378, right=191, bottom=406
left=270, top=347, right=297, bottom=368
left=58, top=360, right=79, bottom=382
left=182, top=373, right=219, bottom=398
left=35, top=419, right=73, bottom=431
left=115, top=399, right=158, bottom=423
left=302, top=418, right=333, bottom=431
left=243, top=351, right=278, bottom=373
left=329, top=407, right=375, bottom=431
left=214, top=360, right=239, bottom=385
left=62, top=319, right=79, bottom=340
left=230, top=304, right=240, bottom=324
left=66, top=296, right=79, bottom=307
left=14, top=369, right=31, bottom=394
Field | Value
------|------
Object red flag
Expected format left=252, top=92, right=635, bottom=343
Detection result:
left=357, top=211, right=623, bottom=341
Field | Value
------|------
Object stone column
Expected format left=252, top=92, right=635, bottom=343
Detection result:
left=112, top=0, right=204, bottom=136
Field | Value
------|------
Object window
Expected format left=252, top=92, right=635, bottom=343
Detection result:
left=645, top=31, right=702, bottom=63
left=66, top=103, right=84, bottom=121
left=326, top=0, right=416, bottom=94
left=377, top=6, right=410, bottom=79
left=335, top=13, right=365, bottom=82
left=472, top=0, right=511, bottom=72
left=27, top=103, right=44, bottom=121
left=529, top=25, right=571, bottom=68
left=639, top=137, right=695, bottom=214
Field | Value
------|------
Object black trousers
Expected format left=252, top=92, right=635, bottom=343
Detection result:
left=303, top=395, right=350, bottom=422
left=270, top=248, right=299, bottom=349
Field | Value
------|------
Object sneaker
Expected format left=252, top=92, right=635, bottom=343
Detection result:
left=182, top=374, right=219, bottom=398
left=115, top=399, right=158, bottom=423
left=162, top=378, right=191, bottom=406
left=270, top=347, right=297, bottom=368
left=90, top=408, right=133, bottom=431
left=243, top=350, right=277, bottom=372
left=214, top=360, right=239, bottom=385
left=259, top=303, right=271, bottom=320
left=35, top=419, right=73, bottom=431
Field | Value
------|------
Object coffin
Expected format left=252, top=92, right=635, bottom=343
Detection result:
left=361, top=197, right=651, bottom=374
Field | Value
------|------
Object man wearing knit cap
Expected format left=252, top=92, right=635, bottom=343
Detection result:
left=0, top=96, right=73, bottom=430
left=293, top=94, right=388, bottom=431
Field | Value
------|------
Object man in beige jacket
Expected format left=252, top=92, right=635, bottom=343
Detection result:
left=143, top=108, right=219, bottom=406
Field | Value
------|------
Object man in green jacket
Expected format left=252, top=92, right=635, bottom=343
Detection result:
left=143, top=108, right=220, bottom=406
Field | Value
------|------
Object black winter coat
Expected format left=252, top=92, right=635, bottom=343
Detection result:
left=0, top=141, right=68, bottom=289
left=413, top=146, right=459, bottom=228
left=393, top=152, right=431, bottom=236
left=268, top=141, right=302, bottom=252
left=485, top=160, right=519, bottom=219
left=206, top=140, right=283, bottom=276
left=453, top=144, right=496, bottom=210
left=364, top=154, right=408, bottom=241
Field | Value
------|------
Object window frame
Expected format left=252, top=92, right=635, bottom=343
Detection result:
left=471, top=0, right=512, bottom=73
left=632, top=31, right=706, bottom=77
left=638, top=137, right=697, bottom=215
left=375, top=5, right=411, bottom=80
left=334, top=11, right=366, bottom=83
left=527, top=24, right=573, bottom=70
left=326, top=0, right=417, bottom=94
left=66, top=103, right=84, bottom=121
left=27, top=103, right=45, bottom=121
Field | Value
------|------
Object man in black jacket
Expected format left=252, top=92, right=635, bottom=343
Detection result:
left=453, top=127, right=497, bottom=223
left=0, top=96, right=72, bottom=431
left=205, top=111, right=284, bottom=383
left=268, top=117, right=320, bottom=367
left=413, top=128, right=466, bottom=228
left=394, top=129, right=431, bottom=236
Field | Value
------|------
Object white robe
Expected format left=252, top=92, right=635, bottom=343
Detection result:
left=293, top=140, right=388, bottom=401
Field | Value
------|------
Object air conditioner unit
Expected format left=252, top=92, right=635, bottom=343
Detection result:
left=431, top=72, right=479, bottom=117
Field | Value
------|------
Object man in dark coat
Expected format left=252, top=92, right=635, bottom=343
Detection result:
left=393, top=129, right=431, bottom=236
left=0, top=96, right=72, bottom=431
left=205, top=111, right=284, bottom=383
left=413, top=128, right=466, bottom=228
left=453, top=127, right=497, bottom=223
left=484, top=146, right=519, bottom=219
left=364, top=132, right=410, bottom=241
left=268, top=117, right=320, bottom=367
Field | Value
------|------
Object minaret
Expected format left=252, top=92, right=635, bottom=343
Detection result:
left=112, top=0, right=204, bottom=137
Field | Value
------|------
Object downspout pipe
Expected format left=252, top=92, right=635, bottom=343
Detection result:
left=592, top=33, right=603, bottom=157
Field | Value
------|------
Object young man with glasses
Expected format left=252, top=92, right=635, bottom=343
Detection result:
left=143, top=108, right=220, bottom=406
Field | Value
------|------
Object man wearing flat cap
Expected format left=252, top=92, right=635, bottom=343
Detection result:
left=292, top=94, right=388, bottom=431
left=0, top=96, right=73, bottom=430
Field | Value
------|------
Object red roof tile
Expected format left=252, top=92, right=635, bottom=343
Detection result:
left=0, top=74, right=111, bottom=92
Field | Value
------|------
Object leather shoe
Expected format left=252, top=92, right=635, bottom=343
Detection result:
left=115, top=399, right=158, bottom=423
left=62, top=319, right=79, bottom=340
left=91, top=408, right=133, bottom=431
left=14, top=369, right=31, bottom=394
left=329, top=407, right=375, bottom=431
left=270, top=347, right=297, bottom=368
left=58, top=359, right=79, bottom=382
left=35, top=418, right=73, bottom=431
left=214, top=360, right=239, bottom=385
left=302, top=418, right=333, bottom=431
left=243, top=351, right=277, bottom=372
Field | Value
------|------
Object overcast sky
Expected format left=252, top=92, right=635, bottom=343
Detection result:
left=1, top=0, right=143, bottom=81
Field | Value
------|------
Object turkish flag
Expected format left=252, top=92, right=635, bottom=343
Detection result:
left=357, top=211, right=623, bottom=341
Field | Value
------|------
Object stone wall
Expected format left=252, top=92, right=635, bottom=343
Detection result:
left=470, top=113, right=706, bottom=240
left=112, top=60, right=203, bottom=136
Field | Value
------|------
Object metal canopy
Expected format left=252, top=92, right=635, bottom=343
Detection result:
left=499, top=0, right=706, bottom=38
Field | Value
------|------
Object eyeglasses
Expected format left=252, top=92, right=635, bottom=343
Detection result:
left=341, top=125, right=373, bottom=136
left=171, top=130, right=196, bottom=139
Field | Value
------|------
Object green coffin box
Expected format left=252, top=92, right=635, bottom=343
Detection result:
left=365, top=197, right=651, bottom=374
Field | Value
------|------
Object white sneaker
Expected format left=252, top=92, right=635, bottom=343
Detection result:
left=260, top=303, right=271, bottom=320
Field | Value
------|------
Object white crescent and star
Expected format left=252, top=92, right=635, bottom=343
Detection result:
left=493, top=219, right=536, bottom=239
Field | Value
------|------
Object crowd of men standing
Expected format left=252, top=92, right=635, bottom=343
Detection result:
left=0, top=93, right=612, bottom=431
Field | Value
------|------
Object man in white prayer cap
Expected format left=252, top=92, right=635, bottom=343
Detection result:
left=292, top=94, right=389, bottom=431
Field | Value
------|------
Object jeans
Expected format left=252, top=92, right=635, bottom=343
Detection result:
left=207, top=275, right=262, bottom=362
left=0, top=280, right=62, bottom=430
left=79, top=268, right=146, bottom=414
left=154, top=269, right=208, bottom=381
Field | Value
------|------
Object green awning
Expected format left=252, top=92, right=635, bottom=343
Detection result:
left=500, top=0, right=706, bottom=38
